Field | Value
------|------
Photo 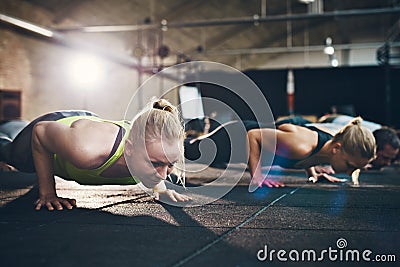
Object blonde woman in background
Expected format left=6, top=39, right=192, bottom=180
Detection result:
left=0, top=99, right=191, bottom=211
left=247, top=117, right=376, bottom=187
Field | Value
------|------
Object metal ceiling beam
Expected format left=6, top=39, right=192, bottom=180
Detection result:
left=387, top=19, right=400, bottom=42
left=203, top=42, right=400, bottom=56
left=54, top=7, right=400, bottom=33
left=0, top=13, right=53, bottom=37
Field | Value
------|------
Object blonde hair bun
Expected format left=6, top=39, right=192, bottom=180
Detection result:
left=332, top=116, right=376, bottom=160
left=153, top=99, right=175, bottom=113
left=350, top=116, right=363, bottom=126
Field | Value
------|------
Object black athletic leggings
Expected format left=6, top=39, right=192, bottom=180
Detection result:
left=184, top=120, right=275, bottom=167
left=0, top=111, right=97, bottom=172
left=183, top=116, right=311, bottom=167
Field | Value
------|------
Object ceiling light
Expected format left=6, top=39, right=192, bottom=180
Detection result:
left=331, top=58, right=339, bottom=67
left=324, top=46, right=335, bottom=55
left=324, top=37, right=335, bottom=55
left=299, top=0, right=315, bottom=4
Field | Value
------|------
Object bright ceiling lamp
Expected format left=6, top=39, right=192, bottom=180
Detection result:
left=331, top=58, right=339, bottom=67
left=323, top=37, right=339, bottom=67
left=299, top=0, right=315, bottom=4
left=68, top=53, right=106, bottom=88
left=324, top=37, right=335, bottom=55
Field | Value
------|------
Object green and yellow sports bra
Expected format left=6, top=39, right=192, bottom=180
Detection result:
left=53, top=116, right=141, bottom=185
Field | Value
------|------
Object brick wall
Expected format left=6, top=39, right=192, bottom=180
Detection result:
left=0, top=30, right=31, bottom=114
left=0, top=0, right=140, bottom=120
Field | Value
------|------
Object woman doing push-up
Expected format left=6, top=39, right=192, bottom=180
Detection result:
left=0, top=99, right=191, bottom=210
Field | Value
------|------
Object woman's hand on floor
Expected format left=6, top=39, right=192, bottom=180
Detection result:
left=35, top=195, right=77, bottom=211
left=307, top=166, right=346, bottom=183
left=308, top=173, right=347, bottom=183
left=153, top=189, right=192, bottom=202
left=252, top=175, right=285, bottom=188
left=260, top=178, right=285, bottom=188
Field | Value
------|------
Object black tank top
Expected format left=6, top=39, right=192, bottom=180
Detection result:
left=272, top=126, right=333, bottom=168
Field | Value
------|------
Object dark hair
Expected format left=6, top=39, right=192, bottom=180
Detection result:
left=373, top=127, right=400, bottom=151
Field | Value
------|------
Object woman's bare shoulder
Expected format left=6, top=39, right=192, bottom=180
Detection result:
left=276, top=124, right=318, bottom=158
left=60, top=119, right=120, bottom=168
left=277, top=123, right=310, bottom=133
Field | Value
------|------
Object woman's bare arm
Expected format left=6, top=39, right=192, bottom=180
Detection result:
left=247, top=128, right=284, bottom=187
left=31, top=122, right=78, bottom=210
left=247, top=124, right=318, bottom=188
left=31, top=120, right=109, bottom=210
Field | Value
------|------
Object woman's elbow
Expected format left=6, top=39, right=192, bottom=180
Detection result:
left=31, top=122, right=48, bottom=148
left=247, top=129, right=260, bottom=143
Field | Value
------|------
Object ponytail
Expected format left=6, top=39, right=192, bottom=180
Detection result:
left=350, top=117, right=362, bottom=126
left=152, top=99, right=175, bottom=113
left=332, top=117, right=376, bottom=160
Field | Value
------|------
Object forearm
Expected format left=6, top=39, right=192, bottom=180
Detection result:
left=247, top=130, right=285, bottom=188
left=31, top=124, right=57, bottom=197
left=247, top=130, right=262, bottom=179
left=34, top=153, right=57, bottom=197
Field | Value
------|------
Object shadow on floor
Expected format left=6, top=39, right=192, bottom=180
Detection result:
left=0, top=172, right=259, bottom=267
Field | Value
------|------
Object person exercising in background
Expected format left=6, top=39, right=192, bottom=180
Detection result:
left=310, top=114, right=400, bottom=170
left=366, top=127, right=399, bottom=169
left=185, top=117, right=376, bottom=188
left=283, top=115, right=399, bottom=172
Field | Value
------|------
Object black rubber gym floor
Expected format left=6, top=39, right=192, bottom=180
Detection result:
left=1, top=165, right=399, bottom=267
